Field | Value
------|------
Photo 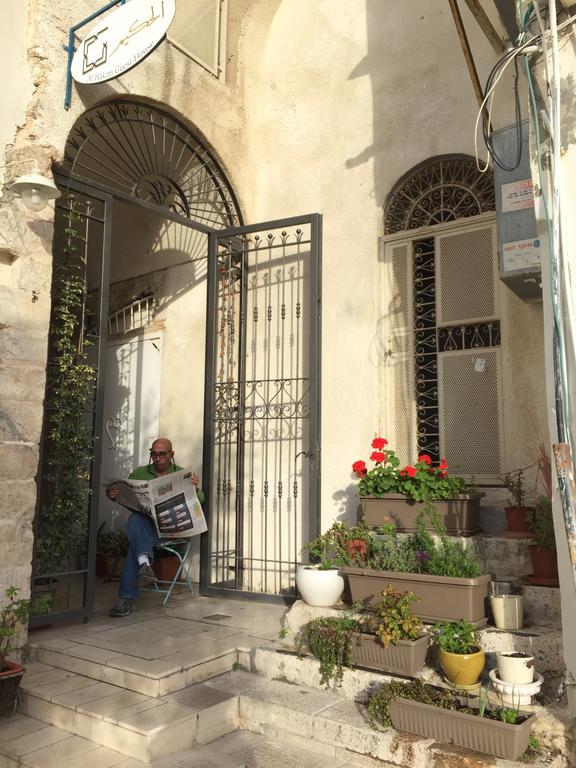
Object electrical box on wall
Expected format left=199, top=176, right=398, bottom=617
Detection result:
left=493, top=121, right=542, bottom=301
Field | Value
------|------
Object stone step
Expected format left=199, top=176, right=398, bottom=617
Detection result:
left=206, top=669, right=569, bottom=767
left=27, top=638, right=241, bottom=698
left=281, top=600, right=564, bottom=680
left=0, top=715, right=384, bottom=768
left=18, top=662, right=238, bottom=762
left=0, top=712, right=148, bottom=767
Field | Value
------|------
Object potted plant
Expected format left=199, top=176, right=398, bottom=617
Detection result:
left=350, top=586, right=429, bottom=676
left=352, top=438, right=482, bottom=535
left=433, top=619, right=485, bottom=687
left=341, top=514, right=491, bottom=624
left=367, top=679, right=536, bottom=761
left=501, top=470, right=533, bottom=538
left=96, top=524, right=129, bottom=580
left=296, top=523, right=355, bottom=607
left=296, top=586, right=429, bottom=687
left=0, top=588, right=31, bottom=717
left=526, top=497, right=558, bottom=585
left=496, top=651, right=535, bottom=686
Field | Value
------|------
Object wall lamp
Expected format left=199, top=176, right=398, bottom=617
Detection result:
left=1, top=161, right=61, bottom=212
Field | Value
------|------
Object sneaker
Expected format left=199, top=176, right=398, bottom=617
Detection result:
left=137, top=563, right=157, bottom=584
left=109, top=598, right=134, bottom=618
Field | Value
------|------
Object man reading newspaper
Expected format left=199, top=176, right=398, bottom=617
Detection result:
left=106, top=437, right=204, bottom=618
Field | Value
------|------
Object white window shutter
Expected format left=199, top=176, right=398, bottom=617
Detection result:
left=168, top=0, right=226, bottom=78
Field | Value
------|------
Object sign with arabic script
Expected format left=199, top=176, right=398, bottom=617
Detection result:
left=71, top=0, right=176, bottom=84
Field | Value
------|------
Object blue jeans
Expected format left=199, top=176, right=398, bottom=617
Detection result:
left=118, top=514, right=159, bottom=599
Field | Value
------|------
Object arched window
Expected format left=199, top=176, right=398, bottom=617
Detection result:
left=381, top=156, right=502, bottom=479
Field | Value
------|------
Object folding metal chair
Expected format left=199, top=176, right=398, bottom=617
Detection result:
left=140, top=538, right=195, bottom=605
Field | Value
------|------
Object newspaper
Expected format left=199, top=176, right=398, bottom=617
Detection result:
left=106, top=468, right=207, bottom=539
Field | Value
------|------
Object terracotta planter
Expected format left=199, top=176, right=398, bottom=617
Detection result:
left=504, top=506, right=533, bottom=538
left=341, top=567, right=490, bottom=625
left=0, top=661, right=25, bottom=717
left=526, top=545, right=559, bottom=586
left=360, top=494, right=482, bottom=536
left=438, top=646, right=485, bottom=687
left=351, top=632, right=428, bottom=677
left=389, top=695, right=536, bottom=761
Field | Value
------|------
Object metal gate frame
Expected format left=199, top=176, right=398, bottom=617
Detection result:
left=200, top=215, right=322, bottom=602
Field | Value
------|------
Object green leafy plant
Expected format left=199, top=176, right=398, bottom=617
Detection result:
left=367, top=679, right=457, bottom=728
left=433, top=619, right=480, bottom=654
left=34, top=201, right=96, bottom=579
left=352, top=438, right=466, bottom=502
left=528, top=497, right=556, bottom=549
left=501, top=470, right=528, bottom=507
left=302, top=520, right=373, bottom=569
left=96, top=524, right=129, bottom=559
left=362, top=586, right=423, bottom=648
left=296, top=616, right=360, bottom=688
left=0, top=588, right=32, bottom=671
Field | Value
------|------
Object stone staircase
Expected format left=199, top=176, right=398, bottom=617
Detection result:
left=0, top=533, right=572, bottom=767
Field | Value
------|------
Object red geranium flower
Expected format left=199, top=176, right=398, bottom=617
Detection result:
left=439, top=457, right=449, bottom=470
left=401, top=466, right=417, bottom=478
left=417, top=454, right=432, bottom=465
left=370, top=451, right=386, bottom=463
left=371, top=437, right=388, bottom=450
left=352, top=460, right=367, bottom=477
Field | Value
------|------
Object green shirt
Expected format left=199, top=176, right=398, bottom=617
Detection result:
left=129, top=463, right=205, bottom=503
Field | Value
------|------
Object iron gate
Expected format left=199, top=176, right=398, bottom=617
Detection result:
left=201, top=215, right=322, bottom=601
left=31, top=177, right=112, bottom=626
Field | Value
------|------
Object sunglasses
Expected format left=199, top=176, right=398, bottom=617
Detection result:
left=149, top=450, right=171, bottom=458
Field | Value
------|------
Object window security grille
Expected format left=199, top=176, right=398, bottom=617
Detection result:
left=108, top=296, right=155, bottom=336
left=167, top=0, right=227, bottom=78
left=381, top=219, right=503, bottom=480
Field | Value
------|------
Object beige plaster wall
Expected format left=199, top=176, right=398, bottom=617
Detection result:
left=0, top=0, right=550, bottom=614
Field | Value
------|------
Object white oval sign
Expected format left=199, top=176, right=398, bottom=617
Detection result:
left=71, top=0, right=176, bottom=84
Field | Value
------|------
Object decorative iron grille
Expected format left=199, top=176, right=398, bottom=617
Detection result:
left=61, top=100, right=241, bottom=228
left=384, top=155, right=495, bottom=235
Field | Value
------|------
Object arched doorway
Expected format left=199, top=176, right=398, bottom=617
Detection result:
left=380, top=155, right=502, bottom=481
left=32, top=100, right=321, bottom=624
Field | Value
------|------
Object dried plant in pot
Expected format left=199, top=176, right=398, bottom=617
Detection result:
left=501, top=470, right=534, bottom=538
left=526, top=497, right=558, bottom=586
left=96, top=524, right=129, bottom=580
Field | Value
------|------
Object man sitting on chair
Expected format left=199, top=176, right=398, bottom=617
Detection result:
left=107, top=437, right=201, bottom=618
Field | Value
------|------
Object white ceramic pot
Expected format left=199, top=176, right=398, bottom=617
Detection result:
left=296, top=564, right=345, bottom=607
left=489, top=668, right=543, bottom=706
left=490, top=594, right=524, bottom=630
left=496, top=652, right=535, bottom=685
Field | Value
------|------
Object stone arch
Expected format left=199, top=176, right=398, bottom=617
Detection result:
left=384, top=154, right=495, bottom=235
left=60, top=98, right=242, bottom=228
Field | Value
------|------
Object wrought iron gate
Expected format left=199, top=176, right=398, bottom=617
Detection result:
left=31, top=177, right=112, bottom=626
left=201, top=215, right=322, bottom=601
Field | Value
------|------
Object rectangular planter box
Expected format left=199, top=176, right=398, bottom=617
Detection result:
left=351, top=632, right=428, bottom=677
left=342, top=568, right=490, bottom=625
left=361, top=493, right=482, bottom=536
left=389, top=696, right=535, bottom=761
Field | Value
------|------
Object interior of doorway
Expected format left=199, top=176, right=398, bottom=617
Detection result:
left=93, top=197, right=208, bottom=584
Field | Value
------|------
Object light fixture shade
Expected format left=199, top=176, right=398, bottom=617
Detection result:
left=9, top=172, right=61, bottom=211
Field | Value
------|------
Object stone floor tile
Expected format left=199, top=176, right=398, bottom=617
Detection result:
left=78, top=689, right=149, bottom=719
left=120, top=702, right=195, bottom=734
left=49, top=681, right=119, bottom=709
left=29, top=674, right=93, bottom=699
left=0, top=714, right=47, bottom=744
left=21, top=666, right=75, bottom=690
left=109, top=698, right=161, bottom=721
left=58, top=745, right=132, bottom=768
left=0, top=725, right=72, bottom=757
left=22, top=735, right=101, bottom=768
left=66, top=644, right=125, bottom=663
left=204, top=670, right=268, bottom=696
left=157, top=643, right=231, bottom=668
left=105, top=654, right=182, bottom=677
left=163, top=682, right=236, bottom=710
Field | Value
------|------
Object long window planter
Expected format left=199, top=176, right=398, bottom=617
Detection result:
left=360, top=493, right=483, bottom=536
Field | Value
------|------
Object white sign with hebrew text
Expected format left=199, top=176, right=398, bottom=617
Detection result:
left=71, top=0, right=175, bottom=84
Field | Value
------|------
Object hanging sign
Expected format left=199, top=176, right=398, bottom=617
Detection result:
left=71, top=0, right=176, bottom=84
